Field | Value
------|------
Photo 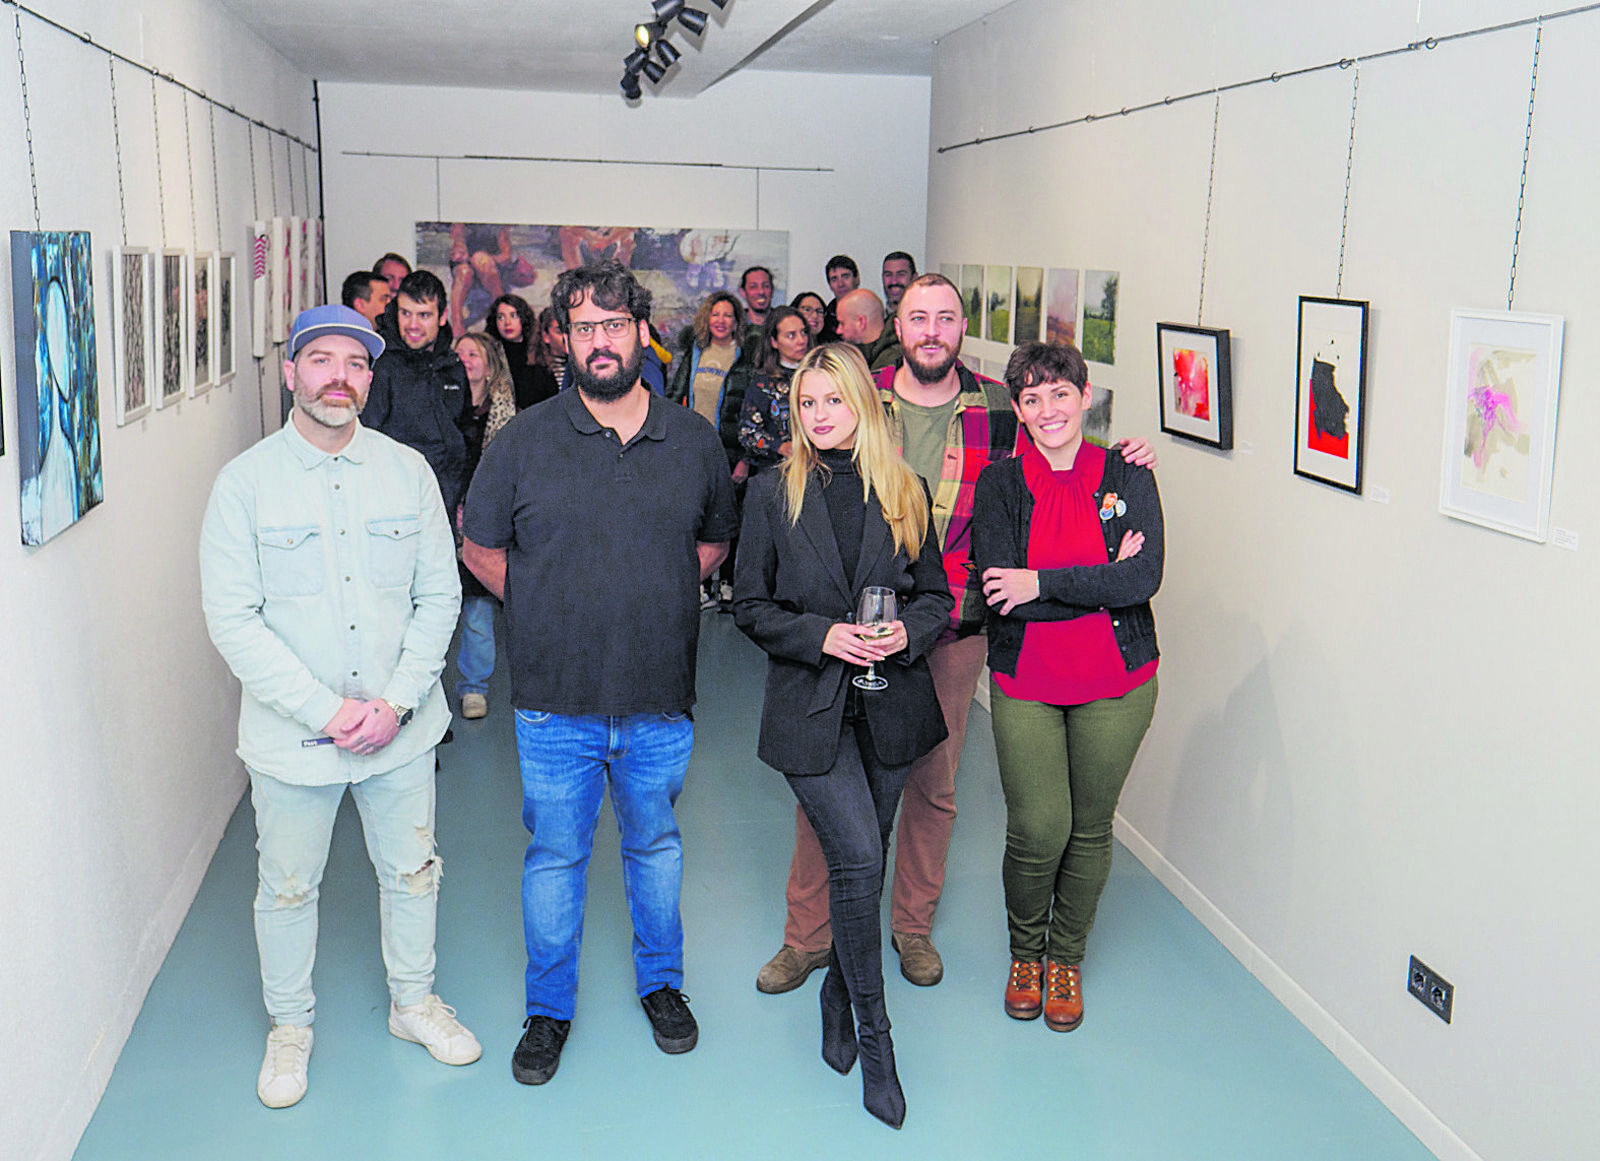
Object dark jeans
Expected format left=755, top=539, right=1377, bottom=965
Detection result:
left=785, top=717, right=911, bottom=1032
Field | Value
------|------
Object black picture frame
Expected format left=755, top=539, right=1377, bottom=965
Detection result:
left=1156, top=321, right=1233, bottom=449
left=1293, top=296, right=1369, bottom=494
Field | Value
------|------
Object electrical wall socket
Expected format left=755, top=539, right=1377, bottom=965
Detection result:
left=1408, top=955, right=1453, bottom=1023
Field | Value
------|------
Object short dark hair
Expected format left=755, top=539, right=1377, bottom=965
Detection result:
left=397, top=268, right=447, bottom=310
left=1003, top=341, right=1089, bottom=400
left=340, top=271, right=382, bottom=308
left=551, top=260, right=652, bottom=332
left=740, top=265, right=773, bottom=290
left=373, top=252, right=411, bottom=276
left=882, top=251, right=917, bottom=273
left=825, top=254, right=859, bottom=278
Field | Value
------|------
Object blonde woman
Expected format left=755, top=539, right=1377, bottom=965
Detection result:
left=733, top=344, right=952, bottom=1129
left=450, top=331, right=517, bottom=718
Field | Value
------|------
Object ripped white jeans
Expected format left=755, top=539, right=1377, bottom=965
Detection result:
left=248, top=752, right=440, bottom=1025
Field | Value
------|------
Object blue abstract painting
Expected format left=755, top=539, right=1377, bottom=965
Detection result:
left=11, top=230, right=103, bottom=546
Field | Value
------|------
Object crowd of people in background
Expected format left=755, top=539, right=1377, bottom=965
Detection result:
left=208, top=242, right=1164, bottom=1129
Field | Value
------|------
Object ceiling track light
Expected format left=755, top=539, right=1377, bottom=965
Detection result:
left=707, top=0, right=728, bottom=8
left=622, top=0, right=731, bottom=99
left=620, top=71, right=643, bottom=99
left=657, top=40, right=681, bottom=67
left=623, top=46, right=649, bottom=71
left=641, top=58, right=667, bottom=83
left=651, top=0, right=685, bottom=20
left=677, top=7, right=708, bottom=35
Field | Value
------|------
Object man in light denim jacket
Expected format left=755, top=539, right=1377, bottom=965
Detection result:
left=200, top=305, right=478, bottom=1110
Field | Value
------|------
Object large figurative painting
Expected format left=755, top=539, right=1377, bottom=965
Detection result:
left=1439, top=309, right=1564, bottom=541
left=414, top=221, right=789, bottom=344
left=113, top=246, right=155, bottom=425
left=1293, top=296, right=1369, bottom=494
left=10, top=230, right=103, bottom=546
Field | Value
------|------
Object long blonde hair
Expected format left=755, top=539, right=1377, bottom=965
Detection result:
left=454, top=332, right=517, bottom=445
left=782, top=343, right=929, bottom=561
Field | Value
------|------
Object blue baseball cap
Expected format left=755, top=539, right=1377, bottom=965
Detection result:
left=289, top=304, right=385, bottom=362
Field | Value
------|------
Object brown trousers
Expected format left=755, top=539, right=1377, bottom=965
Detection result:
left=782, top=633, right=989, bottom=949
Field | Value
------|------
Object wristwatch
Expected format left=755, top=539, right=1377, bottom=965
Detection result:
left=383, top=699, right=413, bottom=727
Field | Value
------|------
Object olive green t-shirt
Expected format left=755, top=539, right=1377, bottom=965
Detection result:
left=894, top=394, right=960, bottom=490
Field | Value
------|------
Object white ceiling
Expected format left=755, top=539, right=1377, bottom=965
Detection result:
left=215, top=0, right=1007, bottom=97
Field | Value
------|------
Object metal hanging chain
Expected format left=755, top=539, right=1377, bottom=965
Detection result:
left=269, top=126, right=279, bottom=215
left=183, top=90, right=199, bottom=247
left=13, top=8, right=40, bottom=230
left=1336, top=61, right=1360, bottom=298
left=1508, top=21, right=1542, bottom=310
left=248, top=121, right=260, bottom=221
left=285, top=133, right=296, bottom=216
left=1197, top=92, right=1220, bottom=326
left=209, top=101, right=222, bottom=248
left=152, top=74, right=167, bottom=247
left=109, top=57, right=128, bottom=246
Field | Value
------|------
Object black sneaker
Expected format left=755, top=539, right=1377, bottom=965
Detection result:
left=511, top=1015, right=571, bottom=1085
left=640, top=986, right=698, bottom=1054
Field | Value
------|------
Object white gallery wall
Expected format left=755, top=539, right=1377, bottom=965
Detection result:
left=0, top=2, right=313, bottom=1159
left=930, top=2, right=1595, bottom=1160
left=318, top=72, right=932, bottom=320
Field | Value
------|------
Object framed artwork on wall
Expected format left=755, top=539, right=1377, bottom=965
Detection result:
left=287, top=216, right=304, bottom=322
left=958, top=265, right=983, bottom=334
left=157, top=248, right=188, bottom=408
left=1013, top=266, right=1043, bottom=343
left=1046, top=267, right=1079, bottom=345
left=217, top=252, right=237, bottom=384
left=191, top=250, right=215, bottom=397
left=1294, top=296, right=1369, bottom=493
left=984, top=265, right=1013, bottom=343
left=1156, top=321, right=1233, bottom=450
left=10, top=230, right=103, bottom=545
left=250, top=221, right=270, bottom=358
left=1082, top=269, right=1119, bottom=364
left=1084, top=383, right=1114, bottom=448
left=112, top=247, right=155, bottom=425
left=1438, top=308, right=1564, bottom=542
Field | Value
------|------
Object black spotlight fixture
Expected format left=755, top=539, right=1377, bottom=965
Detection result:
left=624, top=46, right=649, bottom=72
left=641, top=57, right=667, bottom=83
left=621, top=68, right=643, bottom=99
left=677, top=6, right=708, bottom=35
left=656, top=40, right=681, bottom=67
left=707, top=0, right=728, bottom=8
left=651, top=0, right=685, bottom=20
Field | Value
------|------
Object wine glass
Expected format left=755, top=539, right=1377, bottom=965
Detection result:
left=852, top=586, right=897, bottom=691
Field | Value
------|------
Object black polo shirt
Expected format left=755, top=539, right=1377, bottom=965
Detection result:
left=462, top=387, right=738, bottom=715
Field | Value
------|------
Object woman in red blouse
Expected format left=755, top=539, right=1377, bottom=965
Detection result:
left=970, top=341, right=1163, bottom=1033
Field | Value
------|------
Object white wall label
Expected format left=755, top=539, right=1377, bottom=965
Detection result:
left=1551, top=527, right=1580, bottom=551
left=1238, top=440, right=1254, bottom=455
left=1369, top=486, right=1391, bottom=504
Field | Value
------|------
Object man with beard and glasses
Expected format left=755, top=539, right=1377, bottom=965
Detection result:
left=754, top=274, right=1157, bottom=995
left=461, top=261, right=739, bottom=1088
left=200, top=305, right=478, bottom=1111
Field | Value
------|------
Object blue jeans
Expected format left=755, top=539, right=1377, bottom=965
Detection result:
left=514, top=709, right=695, bottom=1019
left=248, top=753, right=440, bottom=1025
left=454, top=594, right=496, bottom=698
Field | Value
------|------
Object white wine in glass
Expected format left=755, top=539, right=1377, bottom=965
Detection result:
left=852, top=586, right=896, bottom=691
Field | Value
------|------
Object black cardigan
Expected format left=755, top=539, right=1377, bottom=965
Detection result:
left=969, top=449, right=1163, bottom=679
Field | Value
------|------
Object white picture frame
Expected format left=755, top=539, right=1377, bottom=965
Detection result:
left=112, top=246, right=155, bottom=425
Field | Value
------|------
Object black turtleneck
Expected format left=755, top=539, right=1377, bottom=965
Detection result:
left=817, top=447, right=865, bottom=585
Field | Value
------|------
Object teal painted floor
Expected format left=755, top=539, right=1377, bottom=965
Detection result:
left=75, top=612, right=1435, bottom=1160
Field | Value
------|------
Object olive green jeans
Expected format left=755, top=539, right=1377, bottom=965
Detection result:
left=989, top=675, right=1157, bottom=964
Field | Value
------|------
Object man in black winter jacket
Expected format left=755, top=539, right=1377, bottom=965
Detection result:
left=363, top=270, right=472, bottom=515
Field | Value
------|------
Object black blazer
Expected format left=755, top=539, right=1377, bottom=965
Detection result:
left=734, top=468, right=953, bottom=776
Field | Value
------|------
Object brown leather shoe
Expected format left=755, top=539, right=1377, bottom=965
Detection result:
left=756, top=945, right=832, bottom=994
left=1043, top=961, right=1083, bottom=1032
left=890, top=931, right=944, bottom=987
left=1004, top=958, right=1043, bottom=1020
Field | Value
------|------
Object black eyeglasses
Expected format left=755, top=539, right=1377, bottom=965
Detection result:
left=568, top=317, right=637, bottom=340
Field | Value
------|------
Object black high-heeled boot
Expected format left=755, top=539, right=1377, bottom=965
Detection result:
left=819, top=957, right=857, bottom=1075
left=855, top=1019, right=905, bottom=1129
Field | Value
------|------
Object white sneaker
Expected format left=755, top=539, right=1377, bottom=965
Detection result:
left=389, top=995, right=482, bottom=1065
left=460, top=693, right=488, bottom=719
left=257, top=1024, right=313, bottom=1109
